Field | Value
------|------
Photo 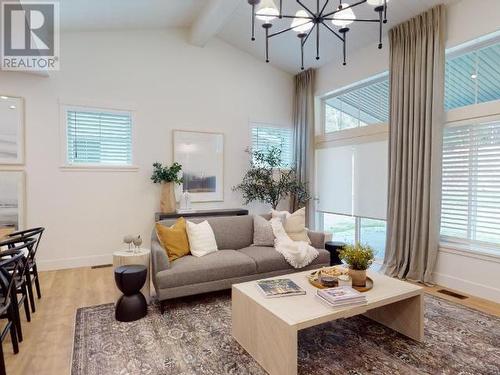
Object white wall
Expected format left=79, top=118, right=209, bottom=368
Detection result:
left=0, top=29, right=293, bottom=270
left=314, top=0, right=500, bottom=302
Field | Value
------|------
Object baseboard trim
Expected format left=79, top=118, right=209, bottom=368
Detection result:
left=432, top=271, right=500, bottom=303
left=37, top=254, right=113, bottom=271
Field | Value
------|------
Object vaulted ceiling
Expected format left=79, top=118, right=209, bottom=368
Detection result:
left=59, top=0, right=457, bottom=73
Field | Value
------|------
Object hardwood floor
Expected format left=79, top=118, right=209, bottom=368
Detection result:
left=3, top=266, right=500, bottom=375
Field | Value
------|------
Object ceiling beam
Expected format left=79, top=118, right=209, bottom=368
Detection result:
left=189, top=0, right=243, bottom=47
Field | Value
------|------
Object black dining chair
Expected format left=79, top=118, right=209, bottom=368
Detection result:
left=0, top=237, right=37, bottom=342
left=0, top=251, right=24, bottom=375
left=7, top=227, right=45, bottom=312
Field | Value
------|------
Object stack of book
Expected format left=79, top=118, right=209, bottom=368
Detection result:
left=316, top=286, right=367, bottom=308
left=256, top=279, right=306, bottom=298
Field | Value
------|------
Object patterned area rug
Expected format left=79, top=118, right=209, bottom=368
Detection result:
left=71, top=292, right=500, bottom=375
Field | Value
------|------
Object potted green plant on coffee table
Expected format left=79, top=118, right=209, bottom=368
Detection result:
left=338, top=243, right=374, bottom=287
left=151, top=162, right=183, bottom=213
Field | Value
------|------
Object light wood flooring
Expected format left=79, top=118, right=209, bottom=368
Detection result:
left=4, top=266, right=500, bottom=375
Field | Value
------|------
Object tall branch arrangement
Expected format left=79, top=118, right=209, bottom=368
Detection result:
left=233, top=147, right=310, bottom=209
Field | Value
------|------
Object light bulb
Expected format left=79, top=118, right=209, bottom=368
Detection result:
left=291, top=10, right=313, bottom=33
left=256, top=0, right=279, bottom=22
left=331, top=3, right=356, bottom=27
left=367, top=0, right=390, bottom=6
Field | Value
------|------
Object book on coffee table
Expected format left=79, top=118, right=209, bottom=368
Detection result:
left=256, top=279, right=306, bottom=298
left=317, top=286, right=367, bottom=307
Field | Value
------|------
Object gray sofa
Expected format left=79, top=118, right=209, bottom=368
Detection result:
left=151, top=215, right=330, bottom=311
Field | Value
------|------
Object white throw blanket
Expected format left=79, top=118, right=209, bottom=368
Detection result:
left=271, top=218, right=318, bottom=269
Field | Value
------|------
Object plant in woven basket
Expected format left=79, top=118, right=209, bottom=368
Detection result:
left=233, top=146, right=310, bottom=210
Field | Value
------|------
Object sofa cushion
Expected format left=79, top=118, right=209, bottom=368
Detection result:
left=156, top=215, right=253, bottom=250
left=239, top=246, right=330, bottom=273
left=156, top=250, right=257, bottom=289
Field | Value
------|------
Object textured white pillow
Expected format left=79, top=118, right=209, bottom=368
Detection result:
left=271, top=207, right=310, bottom=243
left=186, top=220, right=218, bottom=257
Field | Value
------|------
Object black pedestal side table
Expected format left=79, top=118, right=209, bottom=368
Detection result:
left=114, top=264, right=147, bottom=322
left=325, top=241, right=346, bottom=266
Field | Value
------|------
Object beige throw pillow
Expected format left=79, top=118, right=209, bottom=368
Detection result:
left=253, top=215, right=275, bottom=247
left=271, top=207, right=310, bottom=243
left=186, top=220, right=218, bottom=257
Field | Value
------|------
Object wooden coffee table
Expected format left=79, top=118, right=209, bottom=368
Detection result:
left=232, top=269, right=423, bottom=375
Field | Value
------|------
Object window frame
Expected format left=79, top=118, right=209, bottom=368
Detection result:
left=248, top=121, right=294, bottom=170
left=318, top=212, right=387, bottom=261
left=59, top=104, right=138, bottom=172
left=440, top=109, right=500, bottom=257
left=320, top=71, right=389, bottom=136
left=445, top=32, right=500, bottom=111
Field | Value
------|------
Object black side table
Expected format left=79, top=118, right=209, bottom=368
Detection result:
left=114, top=264, right=147, bottom=322
left=325, top=241, right=346, bottom=266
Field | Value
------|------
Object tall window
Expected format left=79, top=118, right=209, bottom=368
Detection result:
left=319, top=74, right=389, bottom=260
left=440, top=33, right=500, bottom=255
left=251, top=125, right=293, bottom=168
left=324, top=73, right=389, bottom=133
left=64, top=106, right=132, bottom=166
left=441, top=118, right=500, bottom=252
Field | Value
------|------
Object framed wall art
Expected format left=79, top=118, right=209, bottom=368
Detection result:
left=173, top=130, right=224, bottom=202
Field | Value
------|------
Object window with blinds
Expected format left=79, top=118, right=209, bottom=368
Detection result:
left=65, top=107, right=132, bottom=165
left=441, top=119, right=500, bottom=251
left=251, top=125, right=293, bottom=168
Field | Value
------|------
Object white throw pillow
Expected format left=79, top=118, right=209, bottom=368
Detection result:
left=185, top=220, right=218, bottom=257
left=271, top=207, right=311, bottom=243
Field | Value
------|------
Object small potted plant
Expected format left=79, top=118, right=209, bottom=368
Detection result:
left=151, top=162, right=183, bottom=213
left=338, top=243, right=374, bottom=287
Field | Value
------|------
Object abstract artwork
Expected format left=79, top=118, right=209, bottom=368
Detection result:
left=0, top=171, right=25, bottom=231
left=0, top=95, right=24, bottom=164
left=173, top=130, right=224, bottom=202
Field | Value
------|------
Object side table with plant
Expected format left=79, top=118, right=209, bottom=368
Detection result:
left=151, top=162, right=183, bottom=213
left=338, top=243, right=375, bottom=287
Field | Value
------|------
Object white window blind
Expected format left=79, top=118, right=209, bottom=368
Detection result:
left=441, top=119, right=500, bottom=250
left=66, top=108, right=132, bottom=165
left=316, top=140, right=388, bottom=220
left=251, top=125, right=293, bottom=168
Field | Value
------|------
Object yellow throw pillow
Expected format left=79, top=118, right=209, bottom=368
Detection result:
left=155, top=217, right=190, bottom=262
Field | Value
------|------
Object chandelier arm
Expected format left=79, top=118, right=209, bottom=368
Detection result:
left=296, top=0, right=316, bottom=17
left=280, top=14, right=314, bottom=20
left=384, top=0, right=387, bottom=23
left=320, top=21, right=344, bottom=42
left=301, top=25, right=315, bottom=46
left=251, top=4, right=255, bottom=41
left=323, top=17, right=379, bottom=22
left=316, top=22, right=320, bottom=60
left=378, top=8, right=383, bottom=49
left=342, top=31, right=347, bottom=65
left=319, top=0, right=330, bottom=17
left=322, top=0, right=367, bottom=18
left=268, top=22, right=311, bottom=38
left=300, top=37, right=305, bottom=70
left=265, top=26, right=270, bottom=62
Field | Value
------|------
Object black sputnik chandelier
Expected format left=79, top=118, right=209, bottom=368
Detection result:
left=247, top=0, right=389, bottom=70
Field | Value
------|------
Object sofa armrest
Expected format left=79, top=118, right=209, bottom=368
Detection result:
left=151, top=239, right=170, bottom=275
left=308, top=230, right=327, bottom=249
